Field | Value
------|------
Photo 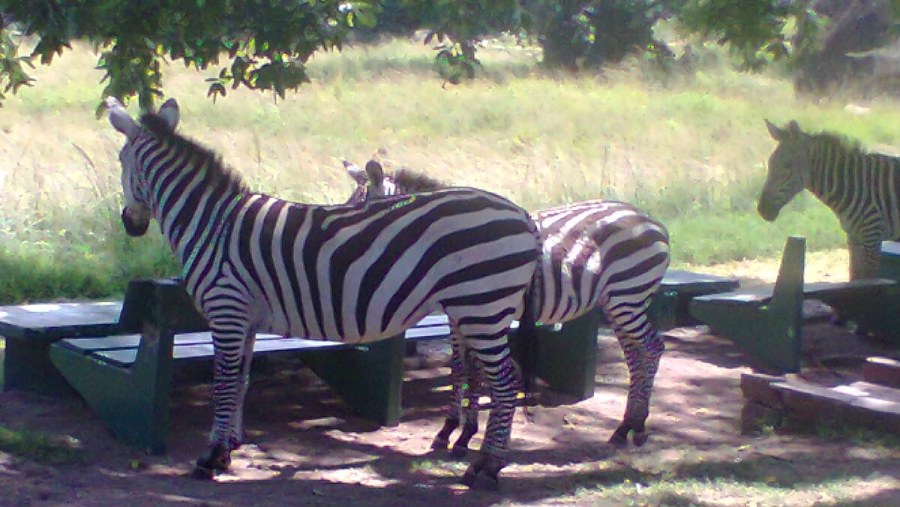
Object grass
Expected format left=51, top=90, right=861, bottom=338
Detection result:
left=0, top=425, right=84, bottom=465
left=403, top=440, right=899, bottom=505
left=1, top=36, right=899, bottom=302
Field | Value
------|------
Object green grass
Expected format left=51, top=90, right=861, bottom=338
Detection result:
left=0, top=425, right=84, bottom=465
left=404, top=440, right=898, bottom=505
left=1, top=37, right=899, bottom=303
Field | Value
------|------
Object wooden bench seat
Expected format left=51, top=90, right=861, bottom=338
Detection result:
left=650, top=269, right=740, bottom=330
left=3, top=269, right=742, bottom=453
left=690, top=236, right=898, bottom=373
left=0, top=301, right=123, bottom=395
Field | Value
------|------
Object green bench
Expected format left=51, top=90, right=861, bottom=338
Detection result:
left=689, top=236, right=897, bottom=373
left=38, top=279, right=606, bottom=453
left=651, top=269, right=741, bottom=330
left=2, top=270, right=739, bottom=453
left=0, top=301, right=123, bottom=396
left=512, top=269, right=739, bottom=402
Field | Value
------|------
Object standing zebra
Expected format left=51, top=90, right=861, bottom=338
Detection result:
left=760, top=119, right=900, bottom=279
left=343, top=159, right=671, bottom=452
left=105, top=98, right=542, bottom=490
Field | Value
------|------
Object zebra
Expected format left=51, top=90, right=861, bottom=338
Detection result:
left=105, top=98, right=542, bottom=490
left=761, top=119, right=900, bottom=279
left=342, top=159, right=671, bottom=453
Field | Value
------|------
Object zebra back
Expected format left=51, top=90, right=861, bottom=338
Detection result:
left=342, top=159, right=671, bottom=324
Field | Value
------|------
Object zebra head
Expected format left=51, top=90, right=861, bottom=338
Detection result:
left=758, top=119, right=810, bottom=222
left=106, top=97, right=180, bottom=236
left=342, top=159, right=397, bottom=204
left=343, top=159, right=445, bottom=204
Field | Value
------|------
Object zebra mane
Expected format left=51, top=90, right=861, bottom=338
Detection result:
left=140, top=113, right=249, bottom=195
left=811, top=130, right=864, bottom=156
left=391, top=168, right=448, bottom=192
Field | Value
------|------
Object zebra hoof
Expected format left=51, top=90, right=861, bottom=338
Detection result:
left=449, top=444, right=469, bottom=458
left=461, top=463, right=479, bottom=487
left=608, top=429, right=630, bottom=448
left=192, top=442, right=232, bottom=480
left=190, top=464, right=215, bottom=480
left=470, top=470, right=500, bottom=491
left=430, top=436, right=450, bottom=451
left=632, top=431, right=649, bottom=447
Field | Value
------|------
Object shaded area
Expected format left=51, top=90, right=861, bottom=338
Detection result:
left=0, top=323, right=898, bottom=506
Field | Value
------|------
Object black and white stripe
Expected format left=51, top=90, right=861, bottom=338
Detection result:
left=761, top=119, right=900, bottom=279
left=344, top=160, right=671, bottom=450
left=107, top=99, right=540, bottom=487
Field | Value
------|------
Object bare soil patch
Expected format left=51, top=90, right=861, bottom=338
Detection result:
left=1, top=253, right=897, bottom=507
left=1, top=316, right=899, bottom=506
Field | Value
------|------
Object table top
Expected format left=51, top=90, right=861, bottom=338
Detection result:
left=0, top=301, right=123, bottom=340
left=881, top=241, right=900, bottom=257
left=661, top=269, right=740, bottom=293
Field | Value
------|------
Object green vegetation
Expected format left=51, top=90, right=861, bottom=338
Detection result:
left=405, top=440, right=898, bottom=505
left=0, top=425, right=84, bottom=464
left=1, top=38, right=899, bottom=303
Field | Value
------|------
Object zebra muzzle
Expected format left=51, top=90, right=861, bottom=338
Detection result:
left=121, top=208, right=150, bottom=237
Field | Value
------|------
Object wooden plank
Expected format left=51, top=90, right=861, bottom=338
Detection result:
left=804, top=279, right=894, bottom=298
left=61, top=314, right=454, bottom=369
left=0, top=302, right=122, bottom=340
left=252, top=337, right=346, bottom=354
left=57, top=334, right=142, bottom=353
left=881, top=240, right=900, bottom=257
left=416, top=314, right=449, bottom=327
left=693, top=279, right=893, bottom=306
left=660, top=269, right=740, bottom=294
left=92, top=349, right=140, bottom=368
left=405, top=325, right=450, bottom=340
left=863, top=357, right=900, bottom=388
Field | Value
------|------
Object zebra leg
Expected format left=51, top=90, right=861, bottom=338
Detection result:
left=449, top=348, right=481, bottom=458
left=431, top=339, right=464, bottom=451
left=192, top=323, right=253, bottom=480
left=461, top=352, right=519, bottom=491
left=608, top=309, right=665, bottom=448
left=228, top=333, right=257, bottom=447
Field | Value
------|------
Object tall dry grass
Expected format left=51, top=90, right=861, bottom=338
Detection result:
left=1, top=37, right=899, bottom=301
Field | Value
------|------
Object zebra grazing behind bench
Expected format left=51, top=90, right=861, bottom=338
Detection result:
left=342, top=159, right=671, bottom=452
left=761, top=119, right=900, bottom=279
left=105, top=98, right=542, bottom=491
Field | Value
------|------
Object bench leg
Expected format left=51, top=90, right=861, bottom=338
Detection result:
left=528, top=309, right=603, bottom=401
left=299, top=335, right=405, bottom=426
left=50, top=325, right=174, bottom=454
left=648, top=290, right=679, bottom=331
left=2, top=337, right=77, bottom=397
left=689, top=237, right=805, bottom=374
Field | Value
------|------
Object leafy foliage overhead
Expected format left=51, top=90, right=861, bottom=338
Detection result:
left=678, top=0, right=819, bottom=70
left=0, top=0, right=379, bottom=110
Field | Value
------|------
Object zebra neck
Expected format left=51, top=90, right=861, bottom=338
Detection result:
left=147, top=167, right=245, bottom=277
left=806, top=139, right=852, bottom=207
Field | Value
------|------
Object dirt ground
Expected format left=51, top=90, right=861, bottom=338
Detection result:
left=1, top=316, right=899, bottom=507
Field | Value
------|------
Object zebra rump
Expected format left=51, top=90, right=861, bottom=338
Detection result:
left=342, top=159, right=671, bottom=452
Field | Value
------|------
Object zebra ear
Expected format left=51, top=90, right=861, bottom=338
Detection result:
left=764, top=119, right=784, bottom=141
left=365, top=160, right=384, bottom=182
left=343, top=160, right=367, bottom=184
left=785, top=120, right=801, bottom=136
left=106, top=99, right=139, bottom=138
left=157, top=98, right=180, bottom=130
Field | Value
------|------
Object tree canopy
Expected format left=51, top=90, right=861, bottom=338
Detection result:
left=0, top=0, right=379, bottom=111
left=1, top=1, right=896, bottom=107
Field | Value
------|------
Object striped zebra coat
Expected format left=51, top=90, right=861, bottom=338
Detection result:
left=761, top=119, right=900, bottom=279
left=343, top=160, right=671, bottom=451
left=106, top=99, right=541, bottom=489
